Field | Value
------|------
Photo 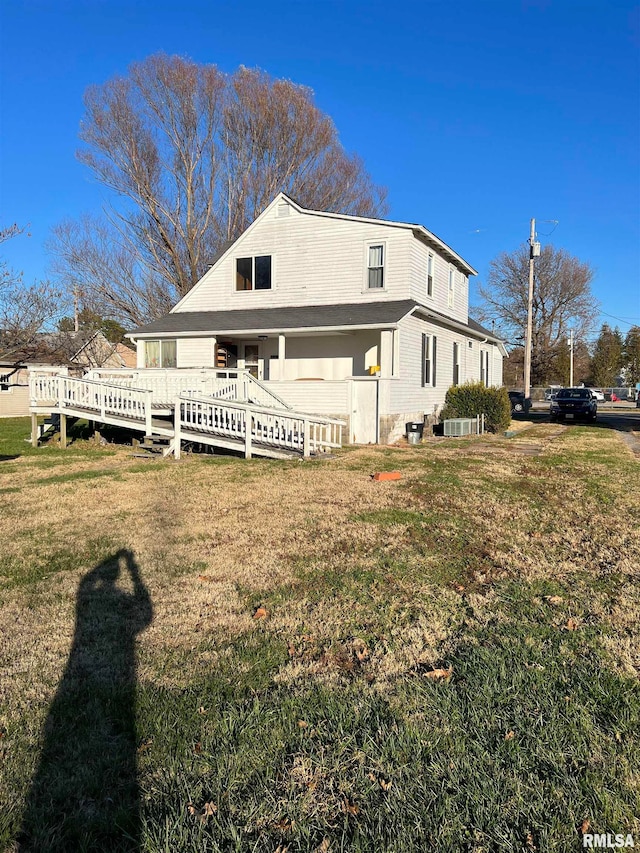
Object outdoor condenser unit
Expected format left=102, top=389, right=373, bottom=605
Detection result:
left=443, top=418, right=475, bottom=437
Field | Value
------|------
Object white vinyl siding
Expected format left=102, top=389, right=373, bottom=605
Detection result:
left=177, top=338, right=216, bottom=368
left=176, top=207, right=412, bottom=311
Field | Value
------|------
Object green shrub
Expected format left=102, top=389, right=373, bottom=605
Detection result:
left=439, top=382, right=511, bottom=433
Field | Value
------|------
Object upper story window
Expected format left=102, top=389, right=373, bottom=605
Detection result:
left=427, top=253, right=434, bottom=298
left=236, top=255, right=272, bottom=291
left=367, top=244, right=385, bottom=289
left=448, top=266, right=455, bottom=308
left=145, top=339, right=177, bottom=368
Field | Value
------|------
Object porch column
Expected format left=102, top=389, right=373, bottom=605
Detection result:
left=278, top=334, right=286, bottom=381
left=379, top=329, right=394, bottom=378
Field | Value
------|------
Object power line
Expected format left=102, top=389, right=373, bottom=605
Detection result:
left=597, top=310, right=640, bottom=328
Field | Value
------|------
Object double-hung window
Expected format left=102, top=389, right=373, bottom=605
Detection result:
left=422, top=334, right=437, bottom=387
left=367, top=244, right=385, bottom=289
left=145, top=339, right=177, bottom=368
left=427, top=253, right=434, bottom=298
left=448, top=266, right=455, bottom=308
left=236, top=255, right=272, bottom=291
left=480, top=350, right=490, bottom=386
left=453, top=342, right=460, bottom=386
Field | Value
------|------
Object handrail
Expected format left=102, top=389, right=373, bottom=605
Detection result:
left=241, top=373, right=292, bottom=409
left=178, top=393, right=344, bottom=425
left=85, top=368, right=293, bottom=410
left=175, top=393, right=344, bottom=459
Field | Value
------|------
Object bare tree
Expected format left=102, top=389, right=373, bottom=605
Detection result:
left=477, top=243, right=597, bottom=386
left=1, top=225, right=65, bottom=356
left=51, top=54, right=387, bottom=324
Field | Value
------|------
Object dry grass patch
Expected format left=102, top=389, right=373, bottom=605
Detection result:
left=1, top=419, right=638, bottom=852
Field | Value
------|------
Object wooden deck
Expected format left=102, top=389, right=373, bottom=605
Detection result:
left=29, top=373, right=344, bottom=459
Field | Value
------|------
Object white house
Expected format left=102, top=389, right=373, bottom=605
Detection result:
left=127, top=193, right=506, bottom=444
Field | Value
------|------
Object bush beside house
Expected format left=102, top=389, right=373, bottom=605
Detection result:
left=440, top=382, right=511, bottom=433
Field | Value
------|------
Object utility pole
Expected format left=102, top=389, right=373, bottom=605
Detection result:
left=523, top=219, right=539, bottom=399
left=569, top=328, right=574, bottom=387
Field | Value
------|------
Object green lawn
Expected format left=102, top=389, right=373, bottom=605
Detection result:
left=0, top=417, right=638, bottom=852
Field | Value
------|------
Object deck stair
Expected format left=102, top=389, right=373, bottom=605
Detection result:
left=37, top=413, right=61, bottom=440
left=132, top=435, right=176, bottom=459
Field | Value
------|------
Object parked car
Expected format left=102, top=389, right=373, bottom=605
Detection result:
left=549, top=388, right=597, bottom=422
left=508, top=391, right=532, bottom=414
left=589, top=388, right=605, bottom=401
left=544, top=386, right=561, bottom=401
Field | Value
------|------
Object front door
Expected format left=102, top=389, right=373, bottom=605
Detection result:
left=350, top=379, right=378, bottom=444
left=244, top=344, right=260, bottom=379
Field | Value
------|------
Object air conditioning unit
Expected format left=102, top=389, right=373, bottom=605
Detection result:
left=443, top=418, right=475, bottom=437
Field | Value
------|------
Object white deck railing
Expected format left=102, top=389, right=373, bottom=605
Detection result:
left=85, top=368, right=290, bottom=409
left=30, top=375, right=153, bottom=435
left=175, top=394, right=343, bottom=458
left=29, top=372, right=61, bottom=404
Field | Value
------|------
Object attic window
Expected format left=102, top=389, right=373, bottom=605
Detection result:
left=236, top=256, right=272, bottom=291
left=277, top=202, right=290, bottom=217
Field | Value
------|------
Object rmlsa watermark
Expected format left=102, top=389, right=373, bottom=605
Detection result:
left=583, top=834, right=635, bottom=849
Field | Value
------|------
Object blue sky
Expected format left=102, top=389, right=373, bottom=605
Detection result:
left=1, top=0, right=639, bottom=341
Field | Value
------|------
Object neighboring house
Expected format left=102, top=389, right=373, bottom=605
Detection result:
left=122, top=192, right=504, bottom=443
left=0, top=353, right=68, bottom=418
left=44, top=331, right=136, bottom=370
left=1, top=333, right=136, bottom=418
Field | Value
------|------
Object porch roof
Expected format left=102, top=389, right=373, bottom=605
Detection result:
left=128, top=300, right=419, bottom=338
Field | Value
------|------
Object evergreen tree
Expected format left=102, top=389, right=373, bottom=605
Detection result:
left=591, top=324, right=624, bottom=386
left=623, top=326, right=640, bottom=386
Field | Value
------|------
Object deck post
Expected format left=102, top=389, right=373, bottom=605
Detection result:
left=60, top=413, right=67, bottom=449
left=145, top=390, right=152, bottom=437
left=245, top=410, right=252, bottom=459
left=174, top=398, right=181, bottom=460
left=31, top=413, right=38, bottom=448
left=303, top=418, right=310, bottom=458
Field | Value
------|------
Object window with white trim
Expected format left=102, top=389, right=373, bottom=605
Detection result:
left=427, top=253, right=434, bottom=298
left=144, top=339, right=177, bottom=368
left=448, top=266, right=455, bottom=308
left=480, top=349, right=490, bottom=386
left=422, top=334, right=437, bottom=387
left=236, top=255, right=272, bottom=291
left=453, top=342, right=460, bottom=385
left=367, top=244, right=385, bottom=289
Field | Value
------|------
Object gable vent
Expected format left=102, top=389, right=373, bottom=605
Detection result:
left=277, top=202, right=290, bottom=218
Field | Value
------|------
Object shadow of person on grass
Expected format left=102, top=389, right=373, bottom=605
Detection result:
left=18, top=550, right=152, bottom=853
